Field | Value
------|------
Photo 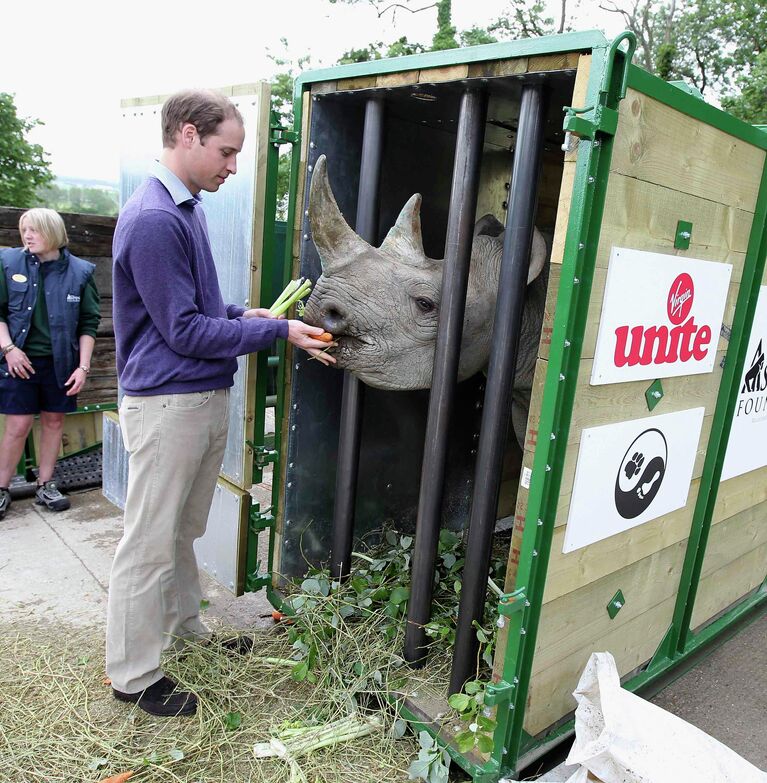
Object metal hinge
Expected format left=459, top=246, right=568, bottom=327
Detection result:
left=248, top=442, right=278, bottom=468
left=562, top=31, right=637, bottom=141
left=498, top=587, right=528, bottom=618
left=246, top=503, right=275, bottom=591
left=270, top=125, right=299, bottom=146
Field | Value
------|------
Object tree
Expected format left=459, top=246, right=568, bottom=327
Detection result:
left=0, top=93, right=54, bottom=208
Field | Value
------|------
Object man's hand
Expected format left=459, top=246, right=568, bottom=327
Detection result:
left=5, top=347, right=35, bottom=379
left=287, top=321, right=337, bottom=366
left=243, top=308, right=282, bottom=319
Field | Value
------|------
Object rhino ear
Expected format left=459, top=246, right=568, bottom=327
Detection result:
left=474, top=213, right=505, bottom=238
left=309, top=154, right=369, bottom=271
left=528, top=227, right=548, bottom=285
left=379, top=193, right=432, bottom=266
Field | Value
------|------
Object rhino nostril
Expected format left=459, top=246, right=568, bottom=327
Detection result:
left=321, top=304, right=347, bottom=333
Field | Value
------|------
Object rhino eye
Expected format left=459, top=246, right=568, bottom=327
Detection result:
left=414, top=296, right=436, bottom=314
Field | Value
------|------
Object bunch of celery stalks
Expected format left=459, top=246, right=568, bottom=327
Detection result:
left=269, top=277, right=334, bottom=347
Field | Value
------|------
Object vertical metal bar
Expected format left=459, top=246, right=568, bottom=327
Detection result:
left=330, top=97, right=385, bottom=580
left=404, top=88, right=489, bottom=664
left=450, top=83, right=546, bottom=693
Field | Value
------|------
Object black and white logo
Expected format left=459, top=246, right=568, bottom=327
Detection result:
left=742, top=339, right=766, bottom=394
left=614, top=428, right=667, bottom=519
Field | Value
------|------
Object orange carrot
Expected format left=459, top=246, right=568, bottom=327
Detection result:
left=99, top=773, right=134, bottom=783
left=314, top=332, right=333, bottom=343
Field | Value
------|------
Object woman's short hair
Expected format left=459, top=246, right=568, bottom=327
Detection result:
left=19, top=208, right=68, bottom=251
left=161, top=89, right=244, bottom=148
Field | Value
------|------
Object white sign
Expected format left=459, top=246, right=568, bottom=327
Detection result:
left=591, top=248, right=732, bottom=385
left=563, top=407, right=705, bottom=553
left=721, top=287, right=767, bottom=480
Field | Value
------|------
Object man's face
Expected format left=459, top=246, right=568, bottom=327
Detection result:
left=186, top=117, right=245, bottom=193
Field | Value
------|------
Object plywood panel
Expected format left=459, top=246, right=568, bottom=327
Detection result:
left=712, top=465, right=767, bottom=525
left=611, top=89, right=765, bottom=212
left=467, top=58, right=528, bottom=79
left=528, top=52, right=580, bottom=72
left=534, top=539, right=686, bottom=675
left=524, top=596, right=675, bottom=735
left=418, top=64, right=469, bottom=83
left=691, top=539, right=767, bottom=630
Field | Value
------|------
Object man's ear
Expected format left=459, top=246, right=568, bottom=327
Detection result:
left=180, top=122, right=196, bottom=148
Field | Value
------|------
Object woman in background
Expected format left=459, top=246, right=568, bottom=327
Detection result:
left=0, top=208, right=100, bottom=518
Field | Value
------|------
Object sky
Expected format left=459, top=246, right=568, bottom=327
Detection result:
left=3, top=0, right=623, bottom=184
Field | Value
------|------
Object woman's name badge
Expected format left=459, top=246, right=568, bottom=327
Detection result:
left=11, top=274, right=27, bottom=283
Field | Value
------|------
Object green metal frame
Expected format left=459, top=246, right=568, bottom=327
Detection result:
left=258, top=28, right=767, bottom=782
left=493, top=47, right=767, bottom=782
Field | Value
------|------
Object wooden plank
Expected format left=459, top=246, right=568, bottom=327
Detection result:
left=712, top=465, right=767, bottom=524
left=611, top=89, right=765, bottom=212
left=311, top=81, right=338, bottom=95
left=533, top=537, right=687, bottom=675
left=543, top=482, right=699, bottom=605
left=336, top=76, right=378, bottom=91
left=691, top=539, right=767, bottom=630
left=467, top=58, right=528, bottom=78
left=527, top=52, right=580, bottom=72
left=524, top=595, right=674, bottom=735
left=376, top=70, right=420, bottom=88
left=418, top=64, right=469, bottom=83
left=31, top=411, right=100, bottom=458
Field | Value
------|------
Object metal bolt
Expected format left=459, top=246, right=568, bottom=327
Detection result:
left=573, top=277, right=580, bottom=284
left=614, top=601, right=623, bottom=608
left=545, top=464, right=551, bottom=472
left=293, top=403, right=298, bottom=410
left=593, top=139, right=601, bottom=147
left=289, top=462, right=294, bottom=468
left=295, top=363, right=300, bottom=370
left=564, top=339, right=571, bottom=347
left=559, top=373, right=565, bottom=381
left=537, top=519, right=543, bottom=526
left=287, top=482, right=292, bottom=488
left=303, top=233, right=309, bottom=240
left=579, top=242, right=585, bottom=250
left=532, top=549, right=538, bottom=557
left=307, top=165, right=313, bottom=172
left=520, top=628, right=526, bottom=635
left=309, top=141, right=315, bottom=149
left=652, top=391, right=661, bottom=398
left=680, top=230, right=691, bottom=239
left=588, top=176, right=595, bottom=183
left=550, top=433, right=556, bottom=440
left=291, top=425, right=296, bottom=431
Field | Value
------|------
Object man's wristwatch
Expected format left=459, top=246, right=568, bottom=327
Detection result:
left=79, top=365, right=90, bottom=374
left=1, top=343, right=16, bottom=357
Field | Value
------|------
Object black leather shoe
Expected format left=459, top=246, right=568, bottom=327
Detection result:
left=113, top=676, right=197, bottom=717
left=212, top=634, right=254, bottom=655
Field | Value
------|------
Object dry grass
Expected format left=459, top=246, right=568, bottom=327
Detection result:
left=0, top=621, right=427, bottom=783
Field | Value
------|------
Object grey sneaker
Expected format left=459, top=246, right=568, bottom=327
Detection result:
left=35, top=481, right=70, bottom=512
left=0, top=489, right=10, bottom=519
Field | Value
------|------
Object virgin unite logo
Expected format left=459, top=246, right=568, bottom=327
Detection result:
left=613, top=272, right=712, bottom=368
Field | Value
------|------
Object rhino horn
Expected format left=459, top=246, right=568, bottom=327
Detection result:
left=309, top=154, right=369, bottom=272
left=379, top=193, right=434, bottom=268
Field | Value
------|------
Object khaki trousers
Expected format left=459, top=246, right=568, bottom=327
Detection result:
left=106, top=388, right=229, bottom=693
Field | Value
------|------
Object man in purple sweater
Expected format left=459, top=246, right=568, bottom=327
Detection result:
left=107, top=89, right=331, bottom=717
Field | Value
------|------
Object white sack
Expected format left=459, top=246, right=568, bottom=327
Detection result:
left=564, top=651, right=767, bottom=783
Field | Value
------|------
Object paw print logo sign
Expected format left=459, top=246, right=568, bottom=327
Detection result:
left=615, top=429, right=668, bottom=519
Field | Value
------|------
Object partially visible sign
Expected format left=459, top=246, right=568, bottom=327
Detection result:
left=721, top=287, right=767, bottom=480
left=591, top=248, right=732, bottom=385
left=563, top=407, right=705, bottom=554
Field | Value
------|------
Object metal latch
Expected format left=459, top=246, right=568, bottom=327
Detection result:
left=249, top=443, right=277, bottom=468
left=484, top=679, right=515, bottom=708
left=498, top=587, right=528, bottom=618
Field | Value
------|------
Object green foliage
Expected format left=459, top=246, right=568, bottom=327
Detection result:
left=407, top=730, right=451, bottom=782
left=37, top=181, right=119, bottom=217
left=447, top=679, right=497, bottom=755
left=487, top=0, right=557, bottom=40
left=0, top=93, right=54, bottom=209
left=721, top=50, right=767, bottom=123
left=460, top=27, right=498, bottom=47
left=432, top=0, right=458, bottom=51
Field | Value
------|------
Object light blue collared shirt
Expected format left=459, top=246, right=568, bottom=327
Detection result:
left=149, top=160, right=200, bottom=206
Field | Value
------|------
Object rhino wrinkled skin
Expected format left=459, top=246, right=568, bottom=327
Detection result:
left=302, top=155, right=549, bottom=447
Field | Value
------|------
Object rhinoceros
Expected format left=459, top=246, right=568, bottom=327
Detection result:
left=302, top=154, right=549, bottom=447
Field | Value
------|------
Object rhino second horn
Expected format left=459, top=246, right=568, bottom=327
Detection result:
left=379, top=193, right=433, bottom=268
left=308, top=154, right=370, bottom=271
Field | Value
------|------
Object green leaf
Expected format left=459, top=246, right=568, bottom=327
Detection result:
left=224, top=711, right=242, bottom=731
left=199, top=598, right=210, bottom=610
left=400, top=535, right=413, bottom=549
left=407, top=757, right=431, bottom=780
left=301, top=577, right=321, bottom=594
left=392, top=718, right=408, bottom=739
left=389, top=586, right=410, bottom=606
left=291, top=661, right=309, bottom=681
left=442, top=552, right=456, bottom=569
left=455, top=730, right=476, bottom=753
left=477, top=733, right=494, bottom=754
left=168, top=748, right=185, bottom=761
left=464, top=681, right=481, bottom=695
left=477, top=715, right=496, bottom=732
left=447, top=693, right=470, bottom=712
left=385, top=530, right=398, bottom=546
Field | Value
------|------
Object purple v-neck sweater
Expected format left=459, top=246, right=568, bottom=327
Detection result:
left=113, top=177, right=287, bottom=395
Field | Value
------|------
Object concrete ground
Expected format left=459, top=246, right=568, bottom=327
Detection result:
left=0, top=483, right=765, bottom=779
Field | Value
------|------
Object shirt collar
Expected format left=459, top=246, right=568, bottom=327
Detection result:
left=149, top=160, right=201, bottom=207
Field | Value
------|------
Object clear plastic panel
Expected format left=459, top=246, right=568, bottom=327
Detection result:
left=118, top=92, right=265, bottom=486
